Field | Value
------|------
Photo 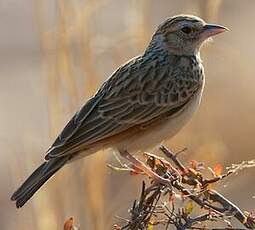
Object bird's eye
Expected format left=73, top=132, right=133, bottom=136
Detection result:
left=181, top=26, right=192, bottom=34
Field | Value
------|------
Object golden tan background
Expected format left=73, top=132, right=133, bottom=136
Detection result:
left=1, top=0, right=255, bottom=229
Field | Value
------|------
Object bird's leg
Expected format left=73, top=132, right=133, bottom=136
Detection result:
left=119, top=150, right=171, bottom=186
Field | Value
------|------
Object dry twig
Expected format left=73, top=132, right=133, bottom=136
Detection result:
left=111, top=145, right=255, bottom=230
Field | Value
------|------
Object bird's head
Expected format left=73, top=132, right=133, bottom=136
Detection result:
left=152, top=15, right=228, bottom=56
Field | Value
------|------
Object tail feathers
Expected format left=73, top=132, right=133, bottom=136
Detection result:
left=11, top=156, right=69, bottom=208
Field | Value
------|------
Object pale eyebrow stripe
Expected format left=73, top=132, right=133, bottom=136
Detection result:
left=170, top=18, right=200, bottom=26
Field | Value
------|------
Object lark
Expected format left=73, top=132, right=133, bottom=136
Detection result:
left=11, top=15, right=227, bottom=208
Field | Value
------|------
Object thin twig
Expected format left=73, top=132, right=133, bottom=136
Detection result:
left=111, top=145, right=255, bottom=230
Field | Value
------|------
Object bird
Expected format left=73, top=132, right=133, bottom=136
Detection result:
left=11, top=15, right=228, bottom=208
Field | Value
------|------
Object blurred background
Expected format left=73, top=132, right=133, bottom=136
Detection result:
left=1, top=0, right=255, bottom=229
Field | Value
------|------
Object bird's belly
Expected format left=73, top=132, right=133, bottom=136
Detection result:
left=114, top=88, right=204, bottom=153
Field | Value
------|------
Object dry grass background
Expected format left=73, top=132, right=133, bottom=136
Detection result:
left=1, top=0, right=255, bottom=229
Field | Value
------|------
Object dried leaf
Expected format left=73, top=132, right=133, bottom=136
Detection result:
left=147, top=222, right=153, bottom=230
left=155, top=164, right=167, bottom=176
left=214, top=164, right=223, bottom=176
left=190, top=160, right=198, bottom=170
left=64, top=217, right=74, bottom=230
left=184, top=200, right=194, bottom=214
left=146, top=156, right=156, bottom=169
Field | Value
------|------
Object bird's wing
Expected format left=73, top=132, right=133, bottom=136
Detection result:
left=46, top=56, right=201, bottom=159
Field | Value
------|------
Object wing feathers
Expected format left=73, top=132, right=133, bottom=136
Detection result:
left=49, top=120, right=121, bottom=158
left=45, top=94, right=104, bottom=159
left=46, top=55, right=201, bottom=160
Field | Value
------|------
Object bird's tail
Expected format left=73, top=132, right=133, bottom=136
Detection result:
left=11, top=156, right=69, bottom=208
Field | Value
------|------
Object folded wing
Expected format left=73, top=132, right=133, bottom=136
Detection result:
left=46, top=56, right=200, bottom=159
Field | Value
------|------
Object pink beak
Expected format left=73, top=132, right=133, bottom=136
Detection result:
left=202, top=24, right=229, bottom=38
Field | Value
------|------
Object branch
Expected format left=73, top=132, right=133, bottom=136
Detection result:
left=112, top=145, right=255, bottom=230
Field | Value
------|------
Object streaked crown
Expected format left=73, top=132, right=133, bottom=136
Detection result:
left=151, top=15, right=227, bottom=56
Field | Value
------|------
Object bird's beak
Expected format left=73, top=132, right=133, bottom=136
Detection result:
left=202, top=24, right=229, bottom=38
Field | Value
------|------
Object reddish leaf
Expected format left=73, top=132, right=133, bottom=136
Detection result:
left=64, top=217, right=74, bottom=230
left=213, top=164, right=223, bottom=176
left=190, top=160, right=198, bottom=170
